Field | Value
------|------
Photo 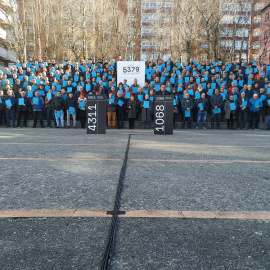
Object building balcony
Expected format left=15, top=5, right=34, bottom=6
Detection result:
left=0, top=46, right=16, bottom=62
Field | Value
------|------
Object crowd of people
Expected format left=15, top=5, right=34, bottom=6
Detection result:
left=0, top=58, right=270, bottom=130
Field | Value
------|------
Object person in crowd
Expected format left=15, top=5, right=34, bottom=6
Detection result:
left=107, top=92, right=117, bottom=129
left=155, top=84, right=171, bottom=95
left=141, top=94, right=153, bottom=128
left=266, top=94, right=270, bottom=130
left=127, top=96, right=137, bottom=129
left=249, top=93, right=262, bottom=130
left=53, top=91, right=65, bottom=128
left=5, top=90, right=16, bottom=127
left=0, top=90, right=6, bottom=127
left=32, top=91, right=44, bottom=128
left=210, top=88, right=223, bottom=129
left=77, top=93, right=87, bottom=128
left=181, top=93, right=193, bottom=129
left=65, top=92, right=77, bottom=128
left=116, top=91, right=126, bottom=129
left=45, top=89, right=55, bottom=128
left=16, top=91, right=31, bottom=128
left=196, top=92, right=209, bottom=129
left=236, top=92, right=250, bottom=130
left=224, top=95, right=237, bottom=130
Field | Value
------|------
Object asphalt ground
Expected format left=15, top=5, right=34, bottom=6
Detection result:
left=0, top=128, right=269, bottom=270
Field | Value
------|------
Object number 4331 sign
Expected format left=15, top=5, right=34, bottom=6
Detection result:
left=87, top=95, right=106, bottom=134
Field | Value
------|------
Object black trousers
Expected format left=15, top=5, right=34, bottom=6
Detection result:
left=128, top=118, right=135, bottom=129
left=0, top=108, right=6, bottom=126
left=227, top=112, right=234, bottom=129
left=117, top=113, right=125, bottom=129
left=17, top=110, right=28, bottom=127
left=249, top=111, right=260, bottom=129
left=237, top=110, right=247, bottom=129
left=211, top=113, right=221, bottom=128
left=33, top=111, right=43, bottom=127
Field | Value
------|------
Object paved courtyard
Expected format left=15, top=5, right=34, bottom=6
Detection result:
left=0, top=128, right=269, bottom=270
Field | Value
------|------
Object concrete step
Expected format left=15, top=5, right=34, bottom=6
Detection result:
left=6, top=120, right=268, bottom=130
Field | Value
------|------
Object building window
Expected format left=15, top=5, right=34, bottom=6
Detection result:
left=266, top=12, right=270, bottom=21
left=264, top=31, right=269, bottom=39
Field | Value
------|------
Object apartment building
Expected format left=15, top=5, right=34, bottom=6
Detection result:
left=259, top=3, right=270, bottom=64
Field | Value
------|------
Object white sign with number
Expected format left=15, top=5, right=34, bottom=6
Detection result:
left=117, top=61, right=145, bottom=88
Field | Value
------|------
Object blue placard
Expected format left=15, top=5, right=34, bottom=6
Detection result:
left=267, top=100, right=270, bottom=105
left=62, top=94, right=67, bottom=100
left=144, top=101, right=149, bottom=108
left=242, top=101, right=247, bottom=107
left=221, top=93, right=225, bottom=99
left=32, top=85, right=37, bottom=91
left=213, top=108, right=221, bottom=114
left=260, top=95, right=266, bottom=101
left=67, top=87, right=73, bottom=93
left=233, top=95, right=237, bottom=100
left=0, top=97, right=2, bottom=104
left=211, top=83, right=216, bottom=89
left=47, top=93, right=52, bottom=100
left=79, top=101, right=85, bottom=109
left=5, top=99, right=12, bottom=107
left=125, top=92, right=130, bottom=99
left=160, top=76, right=165, bottom=83
left=19, top=76, right=24, bottom=82
left=27, top=91, right=33, bottom=98
left=196, top=78, right=201, bottom=84
left=155, top=85, right=160, bottom=91
left=69, top=107, right=75, bottom=115
left=230, top=103, right=236, bottom=111
left=143, top=90, right=149, bottom=95
left=267, top=88, right=270, bottom=94
left=202, top=83, right=206, bottom=89
left=138, top=95, right=143, bottom=101
left=37, top=91, right=44, bottom=96
left=56, top=85, right=61, bottom=91
left=109, top=98, right=114, bottom=103
left=170, top=78, right=175, bottom=84
left=72, top=82, right=77, bottom=87
left=55, top=111, right=61, bottom=118
left=118, top=100, right=124, bottom=105
left=185, top=77, right=190, bottom=83
left=173, top=99, right=176, bottom=106
left=133, top=87, right=138, bottom=93
left=208, top=89, right=213, bottom=96
left=63, top=81, right=68, bottom=87
left=86, top=84, right=91, bottom=91
left=150, top=96, right=154, bottom=102
left=195, top=92, right=200, bottom=99
left=52, top=91, right=58, bottom=96
left=33, top=97, right=39, bottom=105
left=18, top=98, right=24, bottom=106
left=198, top=103, right=203, bottom=110
left=188, top=89, right=194, bottom=96
left=185, top=110, right=190, bottom=117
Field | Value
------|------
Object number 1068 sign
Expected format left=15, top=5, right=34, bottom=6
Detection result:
left=122, top=66, right=140, bottom=74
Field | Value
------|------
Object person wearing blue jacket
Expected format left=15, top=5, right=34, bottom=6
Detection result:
left=249, top=94, right=262, bottom=130
left=5, top=90, right=16, bottom=127
left=32, top=91, right=44, bottom=128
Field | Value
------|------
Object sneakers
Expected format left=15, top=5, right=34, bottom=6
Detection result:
left=202, top=127, right=207, bottom=130
left=196, top=127, right=199, bottom=129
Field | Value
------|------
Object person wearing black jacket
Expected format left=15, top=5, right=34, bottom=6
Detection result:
left=0, top=90, right=6, bottom=127
left=16, top=91, right=31, bottom=128
left=65, top=92, right=77, bottom=128
left=52, top=91, right=65, bottom=128
left=266, top=95, right=270, bottom=130
left=236, top=92, right=250, bottom=130
left=116, top=91, right=126, bottom=129
left=196, top=93, right=209, bottom=129
left=155, top=84, right=171, bottom=95
left=127, top=96, right=137, bottom=129
left=210, top=88, right=223, bottom=129
left=13, top=79, right=24, bottom=98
